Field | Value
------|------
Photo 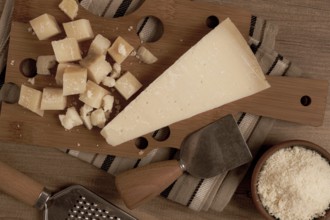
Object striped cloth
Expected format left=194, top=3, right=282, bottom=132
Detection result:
left=62, top=0, right=302, bottom=212
left=0, top=0, right=302, bottom=212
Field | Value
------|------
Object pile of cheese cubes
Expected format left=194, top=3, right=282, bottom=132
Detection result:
left=18, top=0, right=157, bottom=131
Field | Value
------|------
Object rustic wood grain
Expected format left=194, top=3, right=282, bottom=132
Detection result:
left=1, top=0, right=330, bottom=219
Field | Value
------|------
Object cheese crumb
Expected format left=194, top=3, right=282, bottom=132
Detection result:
left=130, top=50, right=137, bottom=57
left=257, top=146, right=330, bottom=220
left=110, top=70, right=121, bottom=79
left=91, top=109, right=106, bottom=128
left=136, top=46, right=158, bottom=64
left=102, top=95, right=114, bottom=112
left=59, top=107, right=83, bottom=130
left=102, top=77, right=116, bottom=88
left=27, top=77, right=35, bottom=85
left=10, top=60, right=15, bottom=66
left=80, top=104, right=94, bottom=130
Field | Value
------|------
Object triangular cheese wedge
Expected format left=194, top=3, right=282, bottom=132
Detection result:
left=101, top=18, right=270, bottom=146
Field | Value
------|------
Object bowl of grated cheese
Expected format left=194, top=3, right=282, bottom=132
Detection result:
left=251, top=140, right=330, bottom=220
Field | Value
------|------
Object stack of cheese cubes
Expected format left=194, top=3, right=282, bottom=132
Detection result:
left=19, top=0, right=157, bottom=131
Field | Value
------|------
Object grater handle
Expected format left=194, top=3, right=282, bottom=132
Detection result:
left=0, top=161, right=46, bottom=208
left=115, top=160, right=183, bottom=209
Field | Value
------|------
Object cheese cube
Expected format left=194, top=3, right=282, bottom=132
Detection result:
left=55, top=63, right=79, bottom=86
left=63, top=19, right=94, bottom=42
left=40, top=88, right=67, bottom=110
left=80, top=54, right=112, bottom=84
left=91, top=109, right=106, bottom=128
left=59, top=107, right=83, bottom=130
left=18, top=85, right=44, bottom=116
left=59, top=0, right=79, bottom=20
left=52, top=38, right=82, bottom=62
left=136, top=46, right=158, bottom=64
left=29, top=13, right=61, bottom=40
left=63, top=66, right=88, bottom=96
left=108, top=36, right=134, bottom=64
left=80, top=104, right=94, bottom=130
left=102, top=95, right=114, bottom=112
left=79, top=80, right=110, bottom=108
left=115, top=71, right=142, bottom=100
left=88, top=34, right=111, bottom=55
left=36, top=55, right=57, bottom=75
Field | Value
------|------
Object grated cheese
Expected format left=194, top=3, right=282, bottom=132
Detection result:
left=257, top=146, right=330, bottom=220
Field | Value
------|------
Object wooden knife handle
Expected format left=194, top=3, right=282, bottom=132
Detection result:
left=115, top=160, right=183, bottom=209
left=0, top=161, right=45, bottom=207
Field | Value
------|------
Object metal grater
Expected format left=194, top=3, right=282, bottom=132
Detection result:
left=41, top=185, right=137, bottom=220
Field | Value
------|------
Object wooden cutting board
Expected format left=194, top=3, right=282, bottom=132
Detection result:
left=0, top=0, right=328, bottom=158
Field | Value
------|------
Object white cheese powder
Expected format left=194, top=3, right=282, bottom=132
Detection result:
left=257, top=146, right=330, bottom=220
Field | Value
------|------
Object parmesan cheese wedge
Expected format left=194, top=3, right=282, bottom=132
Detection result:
left=101, top=18, right=270, bottom=146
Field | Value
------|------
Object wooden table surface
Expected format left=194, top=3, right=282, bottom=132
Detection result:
left=1, top=0, right=330, bottom=219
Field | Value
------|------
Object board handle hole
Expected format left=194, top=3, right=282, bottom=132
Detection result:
left=137, top=16, right=164, bottom=42
left=300, top=95, right=312, bottom=106
left=206, top=15, right=220, bottom=29
left=0, top=82, right=20, bottom=104
left=20, top=58, right=37, bottom=78
left=152, top=126, right=171, bottom=142
left=135, top=137, right=148, bottom=150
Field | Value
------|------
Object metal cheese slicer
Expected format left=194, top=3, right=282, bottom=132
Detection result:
left=116, top=115, right=252, bottom=209
left=0, top=161, right=137, bottom=220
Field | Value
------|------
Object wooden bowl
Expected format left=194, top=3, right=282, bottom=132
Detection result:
left=251, top=140, right=330, bottom=220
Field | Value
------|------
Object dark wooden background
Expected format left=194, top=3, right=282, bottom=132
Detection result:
left=1, top=0, right=330, bottom=219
